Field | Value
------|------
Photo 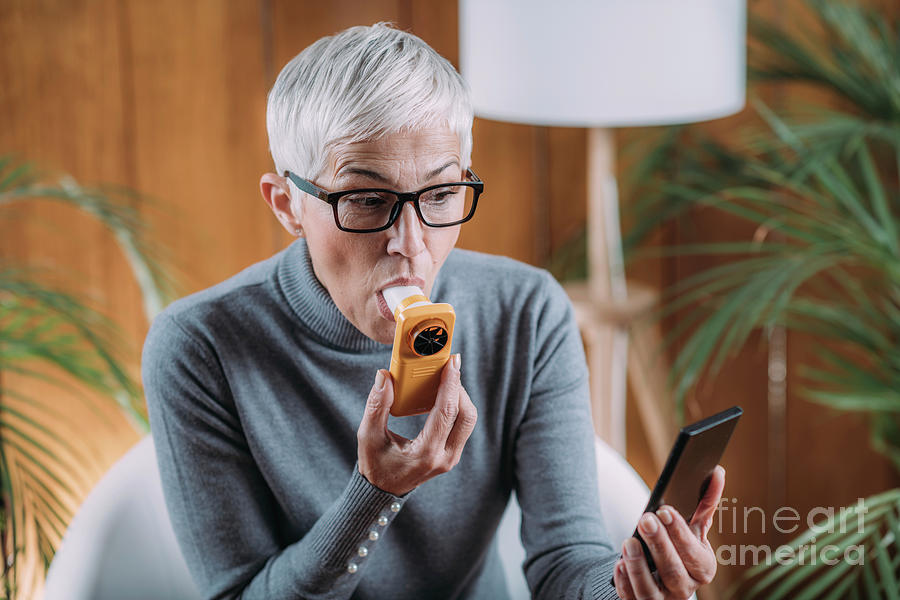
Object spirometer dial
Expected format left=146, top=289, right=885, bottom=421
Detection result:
left=409, top=320, right=448, bottom=356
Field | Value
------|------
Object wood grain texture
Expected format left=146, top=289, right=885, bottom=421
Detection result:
left=457, top=118, right=537, bottom=263
left=406, top=0, right=460, bottom=67
left=0, top=0, right=141, bottom=445
left=123, top=0, right=275, bottom=294
left=0, top=2, right=142, bottom=597
left=270, top=0, right=402, bottom=74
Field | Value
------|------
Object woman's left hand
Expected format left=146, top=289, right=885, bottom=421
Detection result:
left=612, top=465, right=725, bottom=600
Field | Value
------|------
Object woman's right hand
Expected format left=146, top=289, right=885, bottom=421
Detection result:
left=356, top=354, right=478, bottom=496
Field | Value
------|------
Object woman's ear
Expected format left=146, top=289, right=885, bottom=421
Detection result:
left=260, top=172, right=304, bottom=236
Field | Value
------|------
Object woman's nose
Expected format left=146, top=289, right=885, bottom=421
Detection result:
left=386, top=202, right=426, bottom=257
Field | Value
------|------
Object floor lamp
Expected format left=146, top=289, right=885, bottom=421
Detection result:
left=460, top=1, right=746, bottom=464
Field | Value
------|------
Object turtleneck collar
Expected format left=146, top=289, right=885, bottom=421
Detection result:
left=276, top=239, right=389, bottom=353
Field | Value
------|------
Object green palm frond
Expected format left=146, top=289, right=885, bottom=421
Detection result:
left=655, top=136, right=899, bottom=406
left=0, top=155, right=177, bottom=599
left=728, top=490, right=900, bottom=599
left=0, top=272, right=146, bottom=425
left=750, top=0, right=900, bottom=119
left=0, top=158, right=176, bottom=321
left=619, top=3, right=900, bottom=593
left=624, top=0, right=900, bottom=255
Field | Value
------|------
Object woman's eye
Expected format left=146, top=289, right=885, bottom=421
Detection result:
left=346, top=194, right=388, bottom=207
left=426, top=188, right=457, bottom=203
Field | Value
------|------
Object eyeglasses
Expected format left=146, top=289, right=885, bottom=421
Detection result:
left=284, top=168, right=484, bottom=233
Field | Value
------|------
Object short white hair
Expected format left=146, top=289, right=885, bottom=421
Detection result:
left=266, top=23, right=474, bottom=183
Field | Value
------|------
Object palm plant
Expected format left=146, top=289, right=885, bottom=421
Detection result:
left=729, top=489, right=900, bottom=599
left=618, top=0, right=900, bottom=595
left=628, top=115, right=899, bottom=433
left=0, top=157, right=174, bottom=599
left=624, top=0, right=900, bottom=463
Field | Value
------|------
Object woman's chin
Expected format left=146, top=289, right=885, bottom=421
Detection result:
left=363, top=319, right=396, bottom=346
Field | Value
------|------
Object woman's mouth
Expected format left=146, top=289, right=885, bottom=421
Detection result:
left=375, top=277, right=427, bottom=321
left=376, top=291, right=395, bottom=321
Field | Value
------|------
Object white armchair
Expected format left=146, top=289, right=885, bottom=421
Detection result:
left=44, top=436, right=652, bottom=600
left=43, top=435, right=200, bottom=600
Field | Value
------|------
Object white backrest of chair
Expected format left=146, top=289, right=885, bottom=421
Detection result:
left=44, top=436, right=201, bottom=600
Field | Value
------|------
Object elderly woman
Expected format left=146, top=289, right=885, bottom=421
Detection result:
left=142, top=23, right=724, bottom=600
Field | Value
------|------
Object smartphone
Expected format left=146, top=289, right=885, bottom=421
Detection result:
left=612, top=406, right=742, bottom=583
left=383, top=286, right=456, bottom=417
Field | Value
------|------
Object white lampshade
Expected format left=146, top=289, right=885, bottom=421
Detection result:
left=459, top=0, right=746, bottom=127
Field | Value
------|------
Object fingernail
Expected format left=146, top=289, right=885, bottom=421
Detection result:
left=453, top=353, right=461, bottom=370
left=640, top=513, right=658, bottom=534
left=657, top=507, right=673, bottom=525
left=374, top=370, right=385, bottom=392
left=616, top=562, right=625, bottom=575
left=624, top=538, right=640, bottom=557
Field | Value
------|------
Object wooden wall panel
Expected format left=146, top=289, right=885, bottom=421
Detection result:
left=0, top=2, right=144, bottom=596
left=123, top=0, right=275, bottom=294
left=407, top=0, right=460, bottom=66
left=458, top=119, right=538, bottom=264
left=0, top=0, right=142, bottom=339
left=0, top=0, right=141, bottom=443
left=270, top=0, right=403, bottom=79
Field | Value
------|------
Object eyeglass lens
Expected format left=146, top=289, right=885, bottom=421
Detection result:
left=336, top=185, right=476, bottom=230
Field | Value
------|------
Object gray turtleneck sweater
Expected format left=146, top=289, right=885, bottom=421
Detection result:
left=142, top=239, right=620, bottom=599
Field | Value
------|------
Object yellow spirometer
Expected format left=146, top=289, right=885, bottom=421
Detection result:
left=382, top=286, right=455, bottom=417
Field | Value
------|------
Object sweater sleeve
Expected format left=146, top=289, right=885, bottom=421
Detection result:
left=142, top=312, right=408, bottom=600
left=514, top=272, right=622, bottom=600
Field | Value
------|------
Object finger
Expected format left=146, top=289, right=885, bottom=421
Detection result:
left=444, top=383, right=477, bottom=458
left=613, top=559, right=635, bottom=599
left=621, top=537, right=661, bottom=600
left=658, top=504, right=717, bottom=586
left=637, top=512, right=695, bottom=598
left=689, top=465, right=726, bottom=539
left=357, top=370, right=393, bottom=444
left=420, top=354, right=461, bottom=446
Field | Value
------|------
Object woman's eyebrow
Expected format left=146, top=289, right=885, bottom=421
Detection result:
left=338, top=167, right=389, bottom=183
left=426, top=160, right=460, bottom=180
left=337, top=161, right=460, bottom=185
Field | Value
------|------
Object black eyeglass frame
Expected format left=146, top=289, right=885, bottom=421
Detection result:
left=284, top=168, right=483, bottom=233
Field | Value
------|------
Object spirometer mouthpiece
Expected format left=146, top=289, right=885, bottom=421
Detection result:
left=382, top=286, right=430, bottom=319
